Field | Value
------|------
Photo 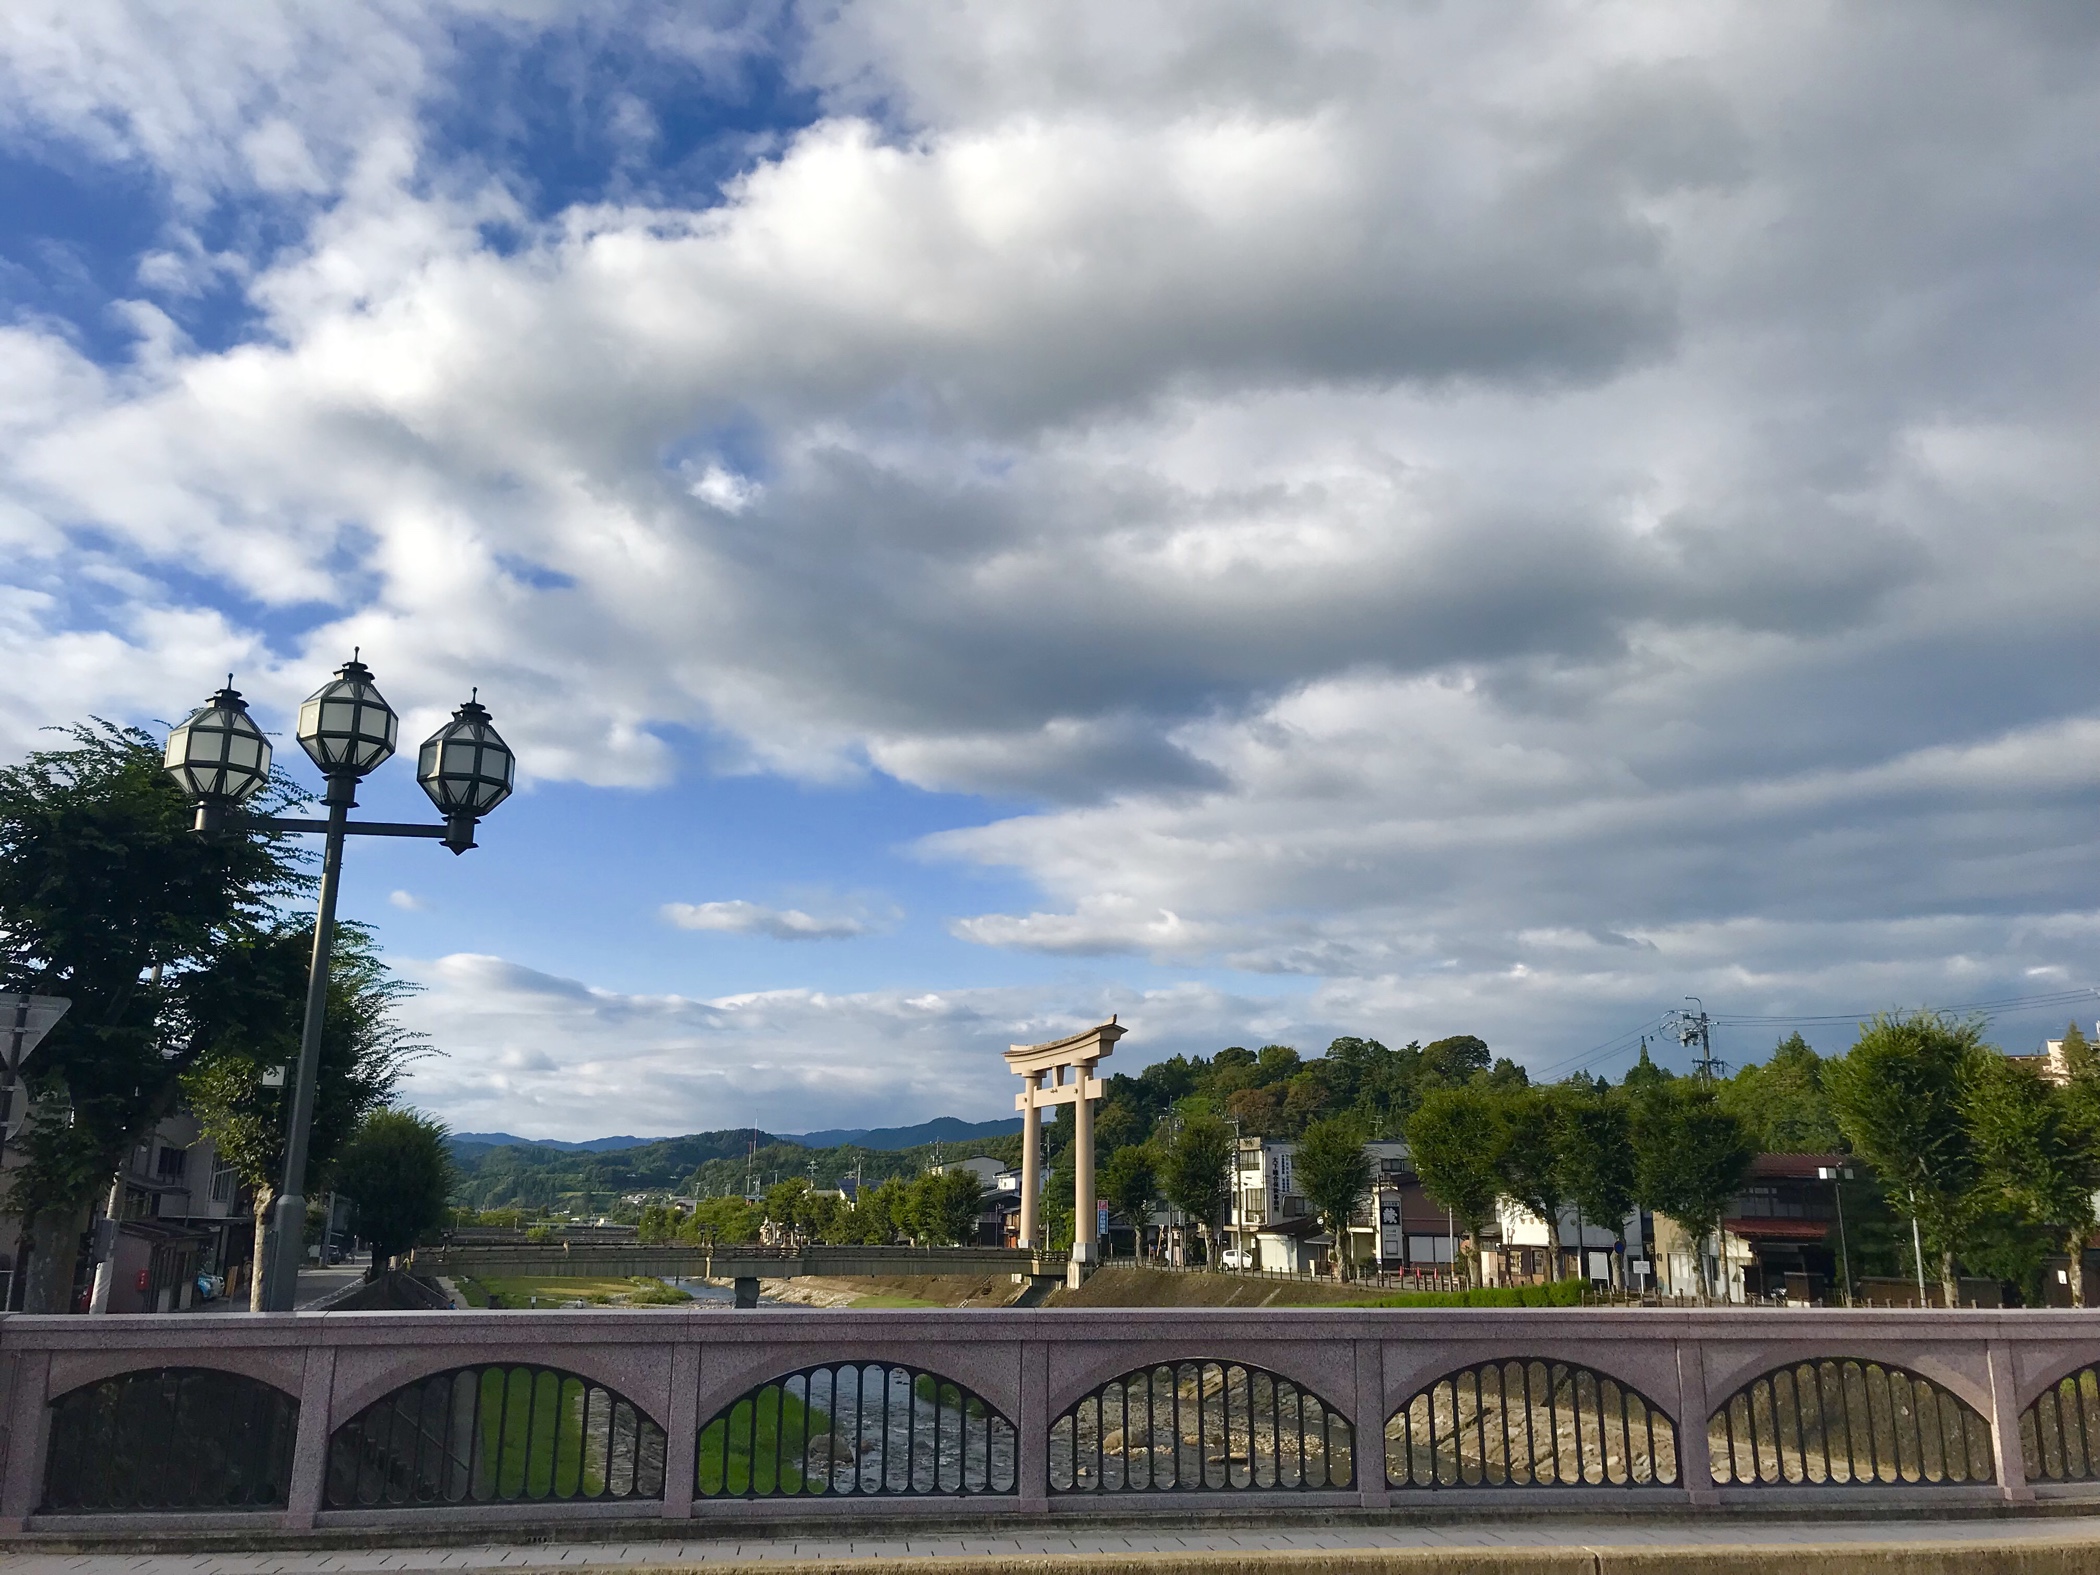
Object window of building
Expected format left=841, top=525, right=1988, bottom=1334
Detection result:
left=209, top=1162, right=239, bottom=1205
left=155, top=1145, right=188, bottom=1182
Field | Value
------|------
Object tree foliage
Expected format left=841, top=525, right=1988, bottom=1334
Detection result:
left=1161, top=1115, right=1232, bottom=1261
left=333, top=1108, right=455, bottom=1271
left=1557, top=1088, right=1635, bottom=1243
left=1495, top=1088, right=1570, bottom=1280
left=1823, top=1012, right=1987, bottom=1307
left=1964, top=1051, right=2100, bottom=1306
left=1718, top=1033, right=1844, bottom=1152
left=1101, top=1144, right=1158, bottom=1231
left=1294, top=1116, right=1373, bottom=1278
left=0, top=723, right=309, bottom=1239
left=1406, top=1088, right=1506, bottom=1286
left=1630, top=1083, right=1754, bottom=1302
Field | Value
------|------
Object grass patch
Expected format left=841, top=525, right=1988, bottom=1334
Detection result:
left=1333, top=1279, right=1589, bottom=1309
left=848, top=1293, right=939, bottom=1308
left=1051, top=1265, right=1593, bottom=1310
left=696, top=1385, right=831, bottom=1496
left=477, top=1275, right=693, bottom=1309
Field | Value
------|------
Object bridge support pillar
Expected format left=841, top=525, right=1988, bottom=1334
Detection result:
left=733, top=1276, right=760, bottom=1308
left=1987, top=1339, right=2034, bottom=1502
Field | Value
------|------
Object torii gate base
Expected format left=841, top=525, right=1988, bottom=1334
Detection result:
left=1006, top=1018, right=1125, bottom=1283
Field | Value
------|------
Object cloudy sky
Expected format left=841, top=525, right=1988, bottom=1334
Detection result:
left=4, top=2, right=2096, bottom=1139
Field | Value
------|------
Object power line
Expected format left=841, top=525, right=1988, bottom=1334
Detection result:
left=1534, top=985, right=2097, bottom=1084
left=1665, top=998, right=1725, bottom=1082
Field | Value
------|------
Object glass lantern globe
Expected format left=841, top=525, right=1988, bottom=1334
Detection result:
left=296, top=656, right=398, bottom=776
left=417, top=696, right=515, bottom=819
left=164, top=682, right=273, bottom=805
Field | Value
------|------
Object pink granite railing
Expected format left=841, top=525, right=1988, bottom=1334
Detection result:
left=1, top=1306, right=2096, bottom=1534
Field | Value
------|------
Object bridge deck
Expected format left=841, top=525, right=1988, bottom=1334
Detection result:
left=5, top=1511, right=2094, bottom=1571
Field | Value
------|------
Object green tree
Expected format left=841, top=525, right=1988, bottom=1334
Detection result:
left=2059, top=1021, right=2096, bottom=1081
left=332, top=1108, right=455, bottom=1274
left=1620, top=1040, right=1671, bottom=1091
left=1631, top=1083, right=1753, bottom=1303
left=0, top=721, right=308, bottom=1308
left=843, top=1177, right=906, bottom=1245
left=1422, top=1035, right=1491, bottom=1084
left=1719, top=1033, right=1843, bottom=1152
left=1295, top=1116, right=1373, bottom=1279
left=180, top=923, right=422, bottom=1307
left=764, top=1176, right=812, bottom=1240
left=907, top=1170, right=984, bottom=1246
left=1558, top=1089, right=1636, bottom=1279
left=1101, top=1144, right=1158, bottom=1250
left=1161, top=1115, right=1232, bottom=1265
left=1406, top=1088, right=1507, bottom=1287
left=1496, top=1088, right=1570, bottom=1280
left=1964, top=1053, right=2100, bottom=1306
left=1824, top=1012, right=1989, bottom=1307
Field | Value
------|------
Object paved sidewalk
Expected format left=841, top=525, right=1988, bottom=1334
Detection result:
left=1, top=1515, right=2096, bottom=1573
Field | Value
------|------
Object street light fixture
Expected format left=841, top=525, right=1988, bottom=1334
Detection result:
left=163, top=682, right=273, bottom=828
left=166, top=654, right=515, bottom=1311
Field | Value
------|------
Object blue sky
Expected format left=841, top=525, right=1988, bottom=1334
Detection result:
left=2, top=3, right=2096, bottom=1138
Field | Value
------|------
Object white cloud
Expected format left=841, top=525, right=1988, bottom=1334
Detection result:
left=951, top=896, right=1222, bottom=960
left=394, top=951, right=1305, bottom=1137
left=388, top=889, right=427, bottom=912
left=662, top=899, right=876, bottom=942
left=1, top=2, right=2097, bottom=1088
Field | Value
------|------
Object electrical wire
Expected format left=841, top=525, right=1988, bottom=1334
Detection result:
left=1528, top=986, right=2097, bottom=1083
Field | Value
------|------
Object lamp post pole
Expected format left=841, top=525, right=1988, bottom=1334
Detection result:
left=166, top=661, right=516, bottom=1313
left=261, top=777, right=351, bottom=1312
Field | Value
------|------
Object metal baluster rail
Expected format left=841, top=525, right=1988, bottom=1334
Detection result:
left=0, top=1305, right=2089, bottom=1532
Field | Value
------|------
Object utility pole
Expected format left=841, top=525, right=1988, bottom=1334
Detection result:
left=1669, top=998, right=1726, bottom=1081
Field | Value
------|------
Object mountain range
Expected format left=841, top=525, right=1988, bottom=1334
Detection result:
left=451, top=1115, right=1021, bottom=1156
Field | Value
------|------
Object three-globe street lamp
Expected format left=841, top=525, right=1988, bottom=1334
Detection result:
left=165, top=656, right=515, bottom=1311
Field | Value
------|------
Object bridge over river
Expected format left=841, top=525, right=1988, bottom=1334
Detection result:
left=6, top=1303, right=2099, bottom=1545
left=412, top=1243, right=1070, bottom=1303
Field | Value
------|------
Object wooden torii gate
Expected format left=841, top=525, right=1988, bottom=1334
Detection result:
left=1007, top=1018, right=1124, bottom=1280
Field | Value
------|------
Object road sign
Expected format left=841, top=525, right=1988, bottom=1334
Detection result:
left=1, top=993, right=69, bottom=1136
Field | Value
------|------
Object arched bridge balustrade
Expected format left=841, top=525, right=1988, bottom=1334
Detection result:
left=1386, top=1358, right=1678, bottom=1489
left=1708, top=1359, right=1993, bottom=1487
left=324, top=1364, right=667, bottom=1509
left=695, top=1361, right=1016, bottom=1498
left=1049, top=1360, right=1352, bottom=1493
left=2020, top=1361, right=2100, bottom=1483
left=42, top=1367, right=299, bottom=1514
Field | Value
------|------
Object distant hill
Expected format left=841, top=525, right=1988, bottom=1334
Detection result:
left=781, top=1116, right=1022, bottom=1151
left=451, top=1132, right=659, bottom=1153
left=449, top=1116, right=1021, bottom=1159
left=445, top=1120, right=1023, bottom=1214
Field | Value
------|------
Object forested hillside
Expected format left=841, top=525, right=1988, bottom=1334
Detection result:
left=448, top=1127, right=1025, bottom=1214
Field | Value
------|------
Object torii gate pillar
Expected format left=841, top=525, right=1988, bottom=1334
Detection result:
left=1007, top=1018, right=1125, bottom=1271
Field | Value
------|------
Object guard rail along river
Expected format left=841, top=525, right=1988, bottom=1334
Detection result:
left=3, top=1306, right=2100, bottom=1535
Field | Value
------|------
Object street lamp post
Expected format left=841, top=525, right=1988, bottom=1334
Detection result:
left=165, top=658, right=515, bottom=1311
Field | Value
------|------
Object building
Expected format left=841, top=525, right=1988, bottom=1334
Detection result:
left=1230, top=1137, right=1460, bottom=1276
left=929, top=1155, right=1006, bottom=1187
left=1488, top=1198, right=1640, bottom=1287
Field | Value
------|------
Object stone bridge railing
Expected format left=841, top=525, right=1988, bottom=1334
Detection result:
left=2, top=1307, right=2098, bottom=1534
